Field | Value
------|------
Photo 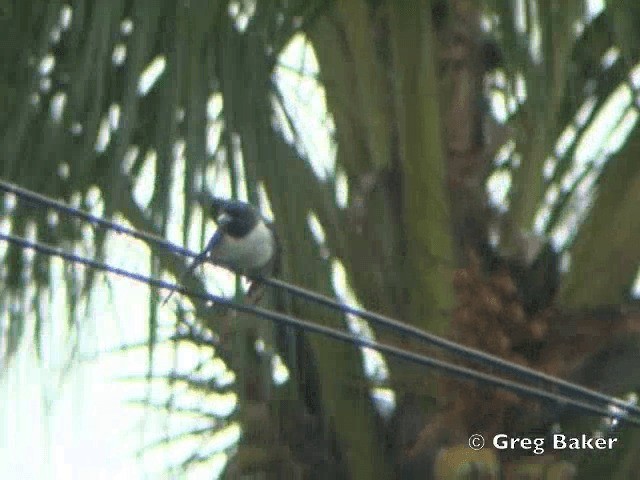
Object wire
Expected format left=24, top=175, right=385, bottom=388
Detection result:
left=261, top=277, right=640, bottom=421
left=0, top=178, right=194, bottom=259
left=0, top=231, right=637, bottom=426
left=1, top=177, right=639, bottom=421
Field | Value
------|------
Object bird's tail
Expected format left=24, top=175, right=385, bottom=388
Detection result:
left=162, top=252, right=207, bottom=306
left=162, top=230, right=223, bottom=306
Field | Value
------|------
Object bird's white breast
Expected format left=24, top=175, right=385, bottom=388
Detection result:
left=211, top=220, right=274, bottom=272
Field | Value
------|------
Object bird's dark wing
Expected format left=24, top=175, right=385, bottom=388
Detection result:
left=162, top=229, right=224, bottom=306
left=202, top=228, right=225, bottom=256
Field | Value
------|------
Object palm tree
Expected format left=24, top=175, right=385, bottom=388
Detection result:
left=2, top=1, right=640, bottom=478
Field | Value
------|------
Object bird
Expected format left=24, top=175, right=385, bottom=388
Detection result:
left=162, top=197, right=279, bottom=306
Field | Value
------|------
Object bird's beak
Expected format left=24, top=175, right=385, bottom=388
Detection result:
left=216, top=212, right=232, bottom=227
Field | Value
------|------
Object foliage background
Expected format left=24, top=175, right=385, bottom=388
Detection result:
left=2, top=0, right=640, bottom=478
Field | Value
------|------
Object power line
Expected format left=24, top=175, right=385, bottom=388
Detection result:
left=262, top=277, right=640, bottom=422
left=0, top=231, right=636, bottom=426
left=0, top=178, right=193, bottom=258
left=1, top=177, right=639, bottom=422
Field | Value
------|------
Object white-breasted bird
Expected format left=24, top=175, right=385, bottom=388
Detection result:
left=163, top=197, right=278, bottom=305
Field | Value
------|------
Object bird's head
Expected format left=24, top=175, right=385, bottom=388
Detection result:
left=211, top=198, right=260, bottom=238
